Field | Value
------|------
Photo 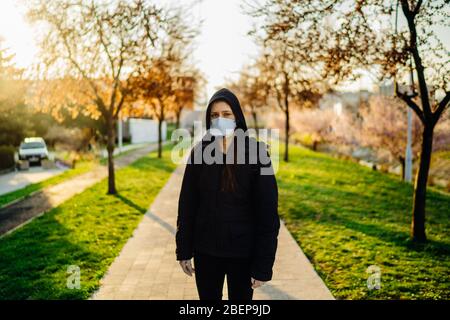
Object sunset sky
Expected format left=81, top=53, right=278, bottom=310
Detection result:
left=0, top=0, right=448, bottom=103
left=1, top=0, right=259, bottom=99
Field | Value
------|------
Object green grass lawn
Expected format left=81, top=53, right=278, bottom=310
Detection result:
left=166, top=122, right=176, bottom=141
left=0, top=160, right=96, bottom=208
left=277, top=144, right=450, bottom=299
left=0, top=143, right=159, bottom=208
left=0, top=144, right=176, bottom=299
left=0, top=140, right=447, bottom=300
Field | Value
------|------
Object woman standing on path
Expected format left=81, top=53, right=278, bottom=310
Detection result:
left=175, top=87, right=280, bottom=300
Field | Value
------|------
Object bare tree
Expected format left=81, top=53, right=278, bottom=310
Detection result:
left=24, top=0, right=165, bottom=194
left=359, top=96, right=423, bottom=179
left=255, top=40, right=324, bottom=162
left=226, top=63, right=270, bottom=132
left=290, top=108, right=336, bottom=151
left=245, top=1, right=329, bottom=162
left=0, top=37, right=29, bottom=146
left=172, top=74, right=201, bottom=130
left=247, top=0, right=449, bottom=242
left=131, top=6, right=200, bottom=157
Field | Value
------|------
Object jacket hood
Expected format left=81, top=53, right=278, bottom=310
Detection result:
left=205, top=88, right=247, bottom=131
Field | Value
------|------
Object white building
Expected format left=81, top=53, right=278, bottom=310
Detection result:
left=119, top=118, right=167, bottom=144
left=318, top=89, right=372, bottom=115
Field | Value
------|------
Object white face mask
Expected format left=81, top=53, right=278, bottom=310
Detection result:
left=210, top=117, right=236, bottom=137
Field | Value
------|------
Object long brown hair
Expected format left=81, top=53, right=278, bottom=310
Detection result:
left=220, top=135, right=238, bottom=193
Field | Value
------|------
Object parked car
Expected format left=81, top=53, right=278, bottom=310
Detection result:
left=18, top=137, right=49, bottom=165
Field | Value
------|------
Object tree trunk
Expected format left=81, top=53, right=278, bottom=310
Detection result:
left=312, top=140, right=318, bottom=151
left=157, top=99, right=165, bottom=159
left=411, top=124, right=434, bottom=242
left=157, top=117, right=162, bottom=158
left=399, top=156, right=405, bottom=181
left=284, top=108, right=289, bottom=162
left=252, top=110, right=259, bottom=139
left=283, top=70, right=290, bottom=162
left=252, top=110, right=258, bottom=129
left=176, top=110, right=181, bottom=129
left=106, top=115, right=117, bottom=195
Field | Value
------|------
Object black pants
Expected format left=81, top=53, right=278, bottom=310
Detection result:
left=193, top=252, right=254, bottom=300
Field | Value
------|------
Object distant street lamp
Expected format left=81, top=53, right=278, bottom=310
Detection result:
left=405, top=48, right=415, bottom=183
left=405, top=106, right=413, bottom=182
left=394, top=0, right=413, bottom=182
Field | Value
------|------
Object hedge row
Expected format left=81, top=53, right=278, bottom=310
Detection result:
left=0, top=146, right=15, bottom=170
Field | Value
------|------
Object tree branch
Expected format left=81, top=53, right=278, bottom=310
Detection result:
left=433, top=91, right=450, bottom=126
left=413, top=0, right=423, bottom=16
left=396, top=85, right=425, bottom=123
left=275, top=85, right=287, bottom=113
left=400, top=0, right=432, bottom=118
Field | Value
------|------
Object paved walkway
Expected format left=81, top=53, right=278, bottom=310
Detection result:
left=0, top=142, right=167, bottom=237
left=0, top=166, right=68, bottom=196
left=0, top=144, right=153, bottom=197
left=91, top=163, right=335, bottom=300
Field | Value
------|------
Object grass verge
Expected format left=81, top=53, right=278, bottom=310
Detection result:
left=278, top=144, right=449, bottom=299
left=0, top=144, right=176, bottom=299
left=0, top=160, right=96, bottom=208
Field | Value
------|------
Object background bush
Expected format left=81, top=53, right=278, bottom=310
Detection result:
left=0, top=145, right=15, bottom=170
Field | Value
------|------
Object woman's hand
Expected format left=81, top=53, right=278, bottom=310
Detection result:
left=179, top=259, right=195, bottom=276
left=251, top=277, right=266, bottom=289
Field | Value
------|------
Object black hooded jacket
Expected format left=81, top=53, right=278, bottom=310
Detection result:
left=175, top=88, right=280, bottom=281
